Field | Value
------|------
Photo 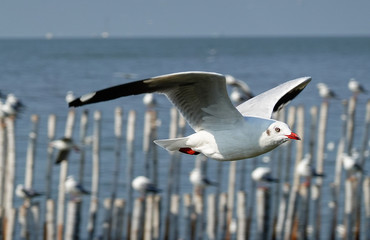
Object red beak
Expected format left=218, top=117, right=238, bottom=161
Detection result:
left=286, top=132, right=300, bottom=140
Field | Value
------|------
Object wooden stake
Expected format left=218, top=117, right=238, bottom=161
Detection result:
left=87, top=110, right=101, bottom=239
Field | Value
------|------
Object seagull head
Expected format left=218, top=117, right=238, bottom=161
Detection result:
left=263, top=121, right=300, bottom=146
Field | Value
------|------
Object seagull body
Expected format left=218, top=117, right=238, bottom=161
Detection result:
left=70, top=71, right=310, bottom=161
left=16, top=184, right=43, bottom=199
left=65, top=176, right=90, bottom=196
left=348, top=78, right=366, bottom=95
left=297, top=154, right=325, bottom=177
left=316, top=83, right=338, bottom=100
left=189, top=168, right=217, bottom=188
left=132, top=176, right=161, bottom=194
left=251, top=167, right=278, bottom=183
left=49, top=137, right=79, bottom=164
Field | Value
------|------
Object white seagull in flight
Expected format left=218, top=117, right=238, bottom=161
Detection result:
left=69, top=71, right=310, bottom=161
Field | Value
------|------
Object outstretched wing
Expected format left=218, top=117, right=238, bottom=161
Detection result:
left=236, top=77, right=311, bottom=118
left=69, top=71, right=244, bottom=132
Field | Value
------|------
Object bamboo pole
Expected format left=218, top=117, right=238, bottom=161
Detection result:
left=236, top=191, right=247, bottom=240
left=57, top=109, right=75, bottom=240
left=45, top=114, right=56, bottom=199
left=111, top=199, right=125, bottom=240
left=346, top=96, right=357, bottom=153
left=45, top=199, right=55, bottom=240
left=313, top=101, right=329, bottom=239
left=152, top=195, right=161, bottom=240
left=20, top=114, right=39, bottom=238
left=226, top=160, right=237, bottom=239
left=207, top=194, right=216, bottom=240
left=363, top=177, right=370, bottom=239
left=216, top=193, right=228, bottom=240
left=284, top=105, right=304, bottom=240
left=164, top=107, right=178, bottom=240
left=344, top=178, right=356, bottom=240
left=125, top=110, right=136, bottom=239
left=256, top=188, right=270, bottom=240
left=169, top=194, right=180, bottom=240
left=65, top=201, right=78, bottom=240
left=183, top=194, right=194, bottom=240
left=354, top=100, right=370, bottom=240
left=30, top=202, right=40, bottom=240
left=144, top=195, right=154, bottom=240
left=87, top=110, right=101, bottom=239
left=102, top=198, right=112, bottom=239
left=131, top=198, right=144, bottom=240
left=143, top=110, right=152, bottom=178
left=4, top=116, right=16, bottom=239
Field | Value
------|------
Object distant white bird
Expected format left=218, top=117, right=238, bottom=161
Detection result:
left=132, top=176, right=161, bottom=195
left=225, top=74, right=254, bottom=99
left=348, top=78, right=366, bottom=95
left=342, top=153, right=363, bottom=173
left=251, top=167, right=278, bottom=183
left=49, top=137, right=79, bottom=164
left=316, top=83, right=338, bottom=100
left=1, top=93, right=24, bottom=117
left=297, top=154, right=325, bottom=178
left=230, top=87, right=249, bottom=105
left=65, top=175, right=90, bottom=197
left=189, top=168, right=217, bottom=188
left=16, top=184, right=43, bottom=199
left=65, top=91, right=75, bottom=104
left=69, top=72, right=309, bottom=161
left=143, top=93, right=157, bottom=108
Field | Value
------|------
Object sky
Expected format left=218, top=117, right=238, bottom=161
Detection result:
left=1, top=0, right=370, bottom=38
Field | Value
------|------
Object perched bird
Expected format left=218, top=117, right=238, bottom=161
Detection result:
left=348, top=78, right=366, bottom=95
left=230, top=87, right=249, bottom=105
left=225, top=74, right=254, bottom=99
left=1, top=93, right=24, bottom=117
left=251, top=167, right=278, bottom=183
left=132, top=176, right=161, bottom=195
left=342, top=153, right=363, bottom=173
left=65, top=175, right=90, bottom=197
left=49, top=137, right=79, bottom=164
left=297, top=154, right=325, bottom=178
left=16, top=184, right=43, bottom=199
left=65, top=91, right=75, bottom=104
left=189, top=168, right=217, bottom=188
left=316, top=83, right=338, bottom=100
left=69, top=71, right=310, bottom=161
left=143, top=93, right=157, bottom=108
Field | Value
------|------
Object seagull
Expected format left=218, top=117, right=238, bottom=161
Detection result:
left=143, top=93, right=157, bottom=108
left=348, top=78, right=366, bottom=95
left=230, top=87, right=249, bottom=105
left=16, top=184, right=43, bottom=199
left=316, top=83, right=338, bottom=100
left=342, top=153, right=363, bottom=173
left=251, top=167, right=278, bottom=183
left=296, top=154, right=325, bottom=178
left=49, top=137, right=79, bottom=164
left=69, top=71, right=310, bottom=161
left=132, top=176, right=161, bottom=195
left=225, top=74, right=254, bottom=99
left=65, top=175, right=90, bottom=197
left=1, top=93, right=24, bottom=117
left=65, top=91, right=75, bottom=104
left=189, top=168, right=217, bottom=188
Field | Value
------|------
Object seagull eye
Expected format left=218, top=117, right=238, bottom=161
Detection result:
left=275, top=127, right=281, bottom=133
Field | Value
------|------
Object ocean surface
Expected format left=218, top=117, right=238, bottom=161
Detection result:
left=1, top=37, right=369, bottom=238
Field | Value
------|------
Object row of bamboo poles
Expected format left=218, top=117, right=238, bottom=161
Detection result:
left=0, top=95, right=369, bottom=240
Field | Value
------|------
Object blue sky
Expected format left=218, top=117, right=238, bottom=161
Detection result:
left=1, top=0, right=370, bottom=38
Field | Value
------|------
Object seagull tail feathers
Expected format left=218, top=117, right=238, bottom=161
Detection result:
left=154, top=137, right=190, bottom=152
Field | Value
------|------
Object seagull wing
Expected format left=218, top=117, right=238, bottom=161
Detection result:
left=236, top=77, right=311, bottom=118
left=70, top=71, right=244, bottom=132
